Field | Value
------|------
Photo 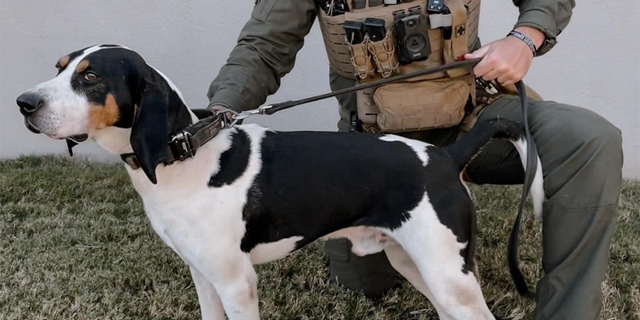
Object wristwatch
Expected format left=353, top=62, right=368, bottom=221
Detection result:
left=508, top=29, right=557, bottom=57
left=507, top=30, right=537, bottom=56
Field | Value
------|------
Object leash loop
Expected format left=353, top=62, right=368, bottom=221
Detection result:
left=507, top=80, right=538, bottom=299
left=218, top=58, right=483, bottom=123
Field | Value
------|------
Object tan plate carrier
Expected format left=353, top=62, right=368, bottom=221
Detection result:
left=318, top=0, right=482, bottom=133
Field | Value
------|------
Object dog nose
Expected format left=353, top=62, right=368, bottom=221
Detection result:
left=17, top=92, right=45, bottom=114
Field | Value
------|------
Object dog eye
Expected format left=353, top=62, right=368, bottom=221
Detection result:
left=84, top=72, right=98, bottom=81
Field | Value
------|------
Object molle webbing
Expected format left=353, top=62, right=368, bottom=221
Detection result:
left=318, top=0, right=481, bottom=80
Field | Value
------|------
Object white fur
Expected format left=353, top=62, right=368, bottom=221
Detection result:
left=92, top=127, right=133, bottom=154
left=380, top=134, right=430, bottom=166
left=249, top=236, right=304, bottom=264
left=323, top=226, right=389, bottom=256
left=388, top=194, right=495, bottom=320
left=511, top=138, right=545, bottom=219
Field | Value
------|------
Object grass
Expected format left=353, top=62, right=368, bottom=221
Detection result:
left=0, top=155, right=638, bottom=320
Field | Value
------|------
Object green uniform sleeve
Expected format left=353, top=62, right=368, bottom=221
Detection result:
left=512, top=0, right=575, bottom=55
left=207, top=0, right=317, bottom=111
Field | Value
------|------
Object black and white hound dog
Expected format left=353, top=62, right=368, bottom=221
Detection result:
left=16, top=45, right=544, bottom=320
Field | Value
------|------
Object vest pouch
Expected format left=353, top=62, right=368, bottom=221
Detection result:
left=373, top=77, right=471, bottom=132
left=367, top=28, right=399, bottom=78
left=318, top=9, right=355, bottom=78
left=345, top=3, right=447, bottom=82
left=356, top=86, right=378, bottom=125
left=442, top=0, right=470, bottom=78
left=349, top=38, right=376, bottom=80
left=318, top=0, right=482, bottom=80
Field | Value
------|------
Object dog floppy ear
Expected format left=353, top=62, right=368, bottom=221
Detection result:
left=130, top=80, right=169, bottom=184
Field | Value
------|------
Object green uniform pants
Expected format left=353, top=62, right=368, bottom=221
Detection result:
left=326, top=69, right=623, bottom=319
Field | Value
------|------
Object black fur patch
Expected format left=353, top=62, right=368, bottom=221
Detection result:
left=209, top=129, right=251, bottom=188
left=239, top=131, right=428, bottom=253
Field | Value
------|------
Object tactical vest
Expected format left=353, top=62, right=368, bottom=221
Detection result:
left=318, top=0, right=481, bottom=133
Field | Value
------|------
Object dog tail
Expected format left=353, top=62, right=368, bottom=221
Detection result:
left=443, top=118, right=543, bottom=216
left=443, top=118, right=544, bottom=298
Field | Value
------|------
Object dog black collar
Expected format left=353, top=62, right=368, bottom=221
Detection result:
left=120, top=111, right=227, bottom=170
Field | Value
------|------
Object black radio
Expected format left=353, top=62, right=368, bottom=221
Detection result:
left=343, top=21, right=365, bottom=44
left=393, top=6, right=431, bottom=64
left=364, top=18, right=386, bottom=42
left=317, top=0, right=348, bottom=16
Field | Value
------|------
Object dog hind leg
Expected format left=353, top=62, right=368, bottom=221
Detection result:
left=398, top=237, right=493, bottom=319
left=389, top=204, right=495, bottom=320
left=384, top=241, right=453, bottom=320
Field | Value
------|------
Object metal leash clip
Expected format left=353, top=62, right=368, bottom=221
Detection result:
left=217, top=105, right=274, bottom=128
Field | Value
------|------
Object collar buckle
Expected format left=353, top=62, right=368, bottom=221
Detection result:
left=170, top=131, right=194, bottom=161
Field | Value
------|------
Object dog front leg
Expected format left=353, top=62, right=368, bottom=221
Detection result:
left=206, top=254, right=260, bottom=320
left=190, top=266, right=225, bottom=320
left=165, top=226, right=260, bottom=319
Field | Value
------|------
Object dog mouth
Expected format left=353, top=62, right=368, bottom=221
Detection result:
left=23, top=116, right=88, bottom=142
left=24, top=117, right=42, bottom=134
left=67, top=134, right=89, bottom=143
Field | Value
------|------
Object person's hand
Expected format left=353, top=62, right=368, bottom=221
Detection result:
left=209, top=104, right=235, bottom=120
left=209, top=104, right=230, bottom=113
left=464, top=27, right=545, bottom=86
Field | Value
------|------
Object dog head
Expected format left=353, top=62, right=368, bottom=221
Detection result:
left=16, top=44, right=193, bottom=184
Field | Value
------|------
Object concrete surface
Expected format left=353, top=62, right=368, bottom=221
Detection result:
left=1, top=0, right=638, bottom=179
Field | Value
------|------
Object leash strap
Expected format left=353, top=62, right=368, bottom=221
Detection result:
left=508, top=80, right=538, bottom=298
left=259, top=58, right=482, bottom=115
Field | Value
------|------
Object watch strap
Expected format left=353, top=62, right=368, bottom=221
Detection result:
left=508, top=30, right=537, bottom=57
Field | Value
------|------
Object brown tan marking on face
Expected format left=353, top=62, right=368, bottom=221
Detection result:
left=57, top=55, right=70, bottom=69
left=76, top=59, right=90, bottom=73
left=89, top=94, right=120, bottom=129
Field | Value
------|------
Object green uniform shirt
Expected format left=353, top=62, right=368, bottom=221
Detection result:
left=207, top=0, right=575, bottom=112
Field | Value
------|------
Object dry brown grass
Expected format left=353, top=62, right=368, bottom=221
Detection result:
left=1, top=156, right=638, bottom=319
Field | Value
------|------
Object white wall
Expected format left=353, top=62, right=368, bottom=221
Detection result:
left=1, top=0, right=639, bottom=179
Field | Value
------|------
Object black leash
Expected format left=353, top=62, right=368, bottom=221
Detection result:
left=508, top=81, right=538, bottom=299
left=260, top=58, right=482, bottom=115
